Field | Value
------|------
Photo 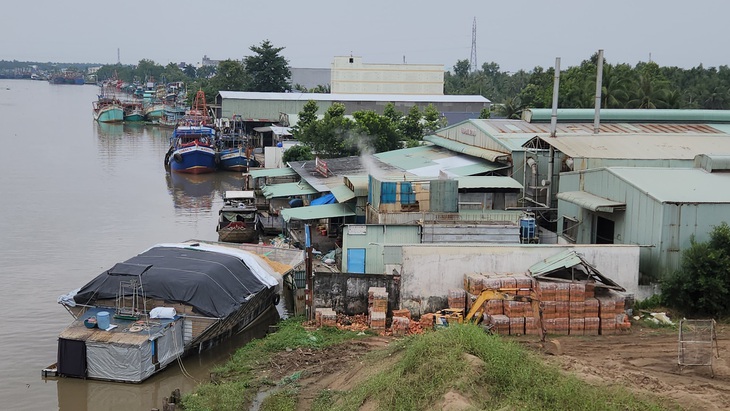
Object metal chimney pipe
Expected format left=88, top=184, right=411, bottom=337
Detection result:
left=594, top=49, right=604, bottom=134
left=550, top=57, right=561, bottom=138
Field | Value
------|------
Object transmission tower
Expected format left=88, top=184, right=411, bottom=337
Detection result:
left=470, top=17, right=477, bottom=72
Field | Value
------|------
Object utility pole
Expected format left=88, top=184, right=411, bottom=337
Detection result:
left=470, top=17, right=477, bottom=73
left=304, top=224, right=314, bottom=321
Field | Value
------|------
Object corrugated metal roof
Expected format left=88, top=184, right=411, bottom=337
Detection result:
left=556, top=191, right=625, bottom=212
left=374, top=144, right=507, bottom=177
left=475, top=118, right=724, bottom=137
left=249, top=167, right=297, bottom=178
left=524, top=108, right=730, bottom=123
left=456, top=176, right=523, bottom=190
left=424, top=135, right=511, bottom=162
left=219, top=91, right=490, bottom=104
left=329, top=184, right=356, bottom=202
left=694, top=154, right=730, bottom=172
left=606, top=167, right=730, bottom=203
left=281, top=203, right=356, bottom=222
left=344, top=175, right=369, bottom=196
left=262, top=181, right=318, bottom=199
left=288, top=156, right=401, bottom=191
left=528, top=250, right=625, bottom=291
left=535, top=135, right=730, bottom=159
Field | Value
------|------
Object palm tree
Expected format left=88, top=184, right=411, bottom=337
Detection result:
left=495, top=96, right=524, bottom=119
left=627, top=73, right=668, bottom=109
left=601, top=64, right=630, bottom=108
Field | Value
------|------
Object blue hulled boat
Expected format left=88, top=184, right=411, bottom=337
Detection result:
left=217, top=135, right=251, bottom=172
left=165, top=126, right=217, bottom=174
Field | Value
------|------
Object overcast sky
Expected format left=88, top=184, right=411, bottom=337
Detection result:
left=3, top=0, right=724, bottom=72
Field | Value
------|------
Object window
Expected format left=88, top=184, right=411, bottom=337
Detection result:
left=400, top=182, right=416, bottom=205
left=562, top=216, right=579, bottom=243
left=381, top=182, right=397, bottom=204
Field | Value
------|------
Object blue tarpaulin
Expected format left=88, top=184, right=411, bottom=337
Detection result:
left=310, top=193, right=336, bottom=205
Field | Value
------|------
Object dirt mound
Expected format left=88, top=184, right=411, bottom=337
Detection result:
left=253, top=324, right=730, bottom=410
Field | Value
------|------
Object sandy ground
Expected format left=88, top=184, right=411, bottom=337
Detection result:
left=255, top=324, right=730, bottom=410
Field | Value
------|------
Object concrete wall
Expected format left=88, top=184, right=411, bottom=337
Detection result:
left=331, top=56, right=444, bottom=95
left=313, top=272, right=399, bottom=315
left=396, top=244, right=640, bottom=316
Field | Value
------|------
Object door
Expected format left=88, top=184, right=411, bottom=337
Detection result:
left=595, top=216, right=615, bottom=244
left=347, top=248, right=366, bottom=273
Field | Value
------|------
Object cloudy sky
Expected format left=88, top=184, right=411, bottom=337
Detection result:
left=2, top=0, right=724, bottom=72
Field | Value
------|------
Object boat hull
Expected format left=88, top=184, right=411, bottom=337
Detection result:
left=169, top=145, right=216, bottom=174
left=218, top=223, right=259, bottom=243
left=145, top=104, right=165, bottom=121
left=94, top=106, right=124, bottom=123
left=219, top=148, right=250, bottom=172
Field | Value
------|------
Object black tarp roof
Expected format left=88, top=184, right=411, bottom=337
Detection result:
left=73, top=246, right=270, bottom=318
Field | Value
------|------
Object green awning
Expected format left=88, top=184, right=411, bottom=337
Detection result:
left=249, top=167, right=297, bottom=178
left=556, top=191, right=625, bottom=213
left=424, top=135, right=511, bottom=162
left=262, top=181, right=318, bottom=199
left=329, top=184, right=356, bottom=202
left=281, top=203, right=356, bottom=222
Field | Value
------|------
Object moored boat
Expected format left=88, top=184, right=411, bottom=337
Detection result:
left=92, top=97, right=124, bottom=123
left=217, top=191, right=261, bottom=243
left=122, top=101, right=145, bottom=122
left=217, top=134, right=252, bottom=172
left=165, top=125, right=217, bottom=174
left=55, top=242, right=281, bottom=383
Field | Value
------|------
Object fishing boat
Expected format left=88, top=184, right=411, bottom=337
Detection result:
left=217, top=134, right=252, bottom=172
left=92, top=97, right=124, bottom=123
left=182, top=89, right=213, bottom=126
left=122, top=100, right=145, bottom=122
left=165, top=126, right=217, bottom=174
left=217, top=191, right=261, bottom=243
left=54, top=242, right=281, bottom=383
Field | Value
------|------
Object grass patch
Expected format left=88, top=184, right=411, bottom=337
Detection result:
left=317, top=325, right=673, bottom=411
left=181, top=316, right=366, bottom=411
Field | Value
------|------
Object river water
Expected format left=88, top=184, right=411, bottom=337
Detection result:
left=0, top=79, right=277, bottom=410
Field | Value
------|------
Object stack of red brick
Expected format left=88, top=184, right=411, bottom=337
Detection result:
left=391, top=309, right=411, bottom=337
left=368, top=287, right=388, bottom=330
left=315, top=307, right=337, bottom=327
left=460, top=273, right=629, bottom=336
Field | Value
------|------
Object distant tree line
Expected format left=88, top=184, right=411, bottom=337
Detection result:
left=7, top=48, right=730, bottom=116
left=446, top=53, right=730, bottom=119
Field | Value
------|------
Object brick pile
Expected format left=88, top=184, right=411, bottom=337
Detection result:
left=368, top=287, right=388, bottom=330
left=461, top=273, right=630, bottom=336
left=315, top=308, right=337, bottom=327
left=448, top=289, right=466, bottom=310
left=391, top=316, right=410, bottom=336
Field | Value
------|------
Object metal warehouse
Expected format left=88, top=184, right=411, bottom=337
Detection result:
left=557, top=155, right=730, bottom=281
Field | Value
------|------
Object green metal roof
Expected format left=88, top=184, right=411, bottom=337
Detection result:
left=249, top=167, right=297, bottom=178
left=344, top=175, right=369, bottom=196
left=456, top=176, right=523, bottom=190
left=261, top=181, right=317, bottom=199
left=423, top=135, right=511, bottom=162
left=556, top=191, right=626, bottom=212
left=281, top=203, right=356, bottom=222
left=607, top=167, right=730, bottom=203
left=329, top=184, right=356, bottom=202
left=524, top=108, right=730, bottom=123
left=374, top=144, right=506, bottom=176
left=446, top=163, right=508, bottom=177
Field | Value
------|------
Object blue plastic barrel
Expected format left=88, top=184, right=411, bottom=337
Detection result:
left=97, top=311, right=110, bottom=330
left=520, top=217, right=536, bottom=239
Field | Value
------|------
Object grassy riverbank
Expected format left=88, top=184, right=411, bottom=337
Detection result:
left=182, top=317, right=673, bottom=411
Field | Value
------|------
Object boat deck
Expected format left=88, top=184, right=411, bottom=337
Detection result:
left=59, top=307, right=180, bottom=346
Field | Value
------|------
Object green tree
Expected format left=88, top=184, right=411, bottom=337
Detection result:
left=282, top=145, right=313, bottom=163
left=422, top=104, right=446, bottom=134
left=292, top=100, right=319, bottom=138
left=383, top=102, right=403, bottom=124
left=352, top=110, right=402, bottom=153
left=244, top=40, right=291, bottom=92
left=400, top=105, right=424, bottom=141
left=661, top=222, right=730, bottom=317
left=479, top=107, right=491, bottom=119
left=296, top=103, right=356, bottom=158
left=495, top=96, right=525, bottom=119
left=183, top=64, right=197, bottom=78
left=211, top=59, right=247, bottom=92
